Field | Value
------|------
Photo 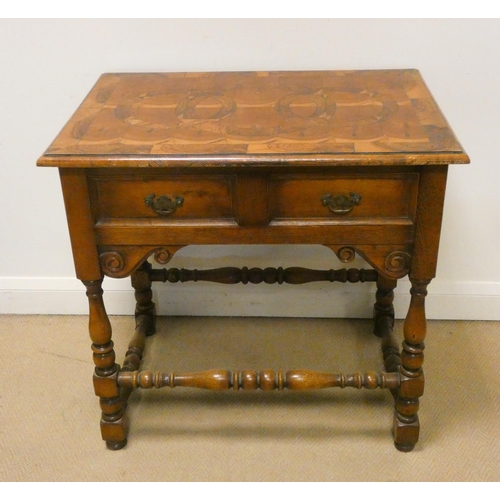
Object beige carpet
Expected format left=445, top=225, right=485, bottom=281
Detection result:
left=1, top=314, right=499, bottom=481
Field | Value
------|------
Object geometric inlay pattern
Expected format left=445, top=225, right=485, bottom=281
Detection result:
left=42, top=70, right=467, bottom=160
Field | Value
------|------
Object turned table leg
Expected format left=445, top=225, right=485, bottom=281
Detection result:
left=131, top=260, right=156, bottom=337
left=373, top=275, right=396, bottom=337
left=393, top=279, right=428, bottom=452
left=83, top=280, right=128, bottom=450
left=373, top=275, right=402, bottom=380
left=122, top=261, right=156, bottom=371
left=117, top=261, right=158, bottom=406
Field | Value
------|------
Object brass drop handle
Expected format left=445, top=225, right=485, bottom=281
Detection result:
left=321, top=192, right=361, bottom=214
left=145, top=193, right=184, bottom=216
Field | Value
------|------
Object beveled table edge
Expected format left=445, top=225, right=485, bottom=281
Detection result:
left=37, top=152, right=470, bottom=168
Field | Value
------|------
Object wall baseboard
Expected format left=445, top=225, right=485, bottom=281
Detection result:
left=1, top=277, right=499, bottom=320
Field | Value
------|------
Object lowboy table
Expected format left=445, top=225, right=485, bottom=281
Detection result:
left=38, top=70, right=469, bottom=451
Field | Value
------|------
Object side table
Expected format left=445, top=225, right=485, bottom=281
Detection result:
left=38, top=69, right=469, bottom=451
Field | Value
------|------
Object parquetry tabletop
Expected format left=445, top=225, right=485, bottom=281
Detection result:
left=38, top=69, right=469, bottom=167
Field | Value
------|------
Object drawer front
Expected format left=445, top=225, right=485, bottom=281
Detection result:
left=92, top=175, right=234, bottom=220
left=269, top=174, right=418, bottom=221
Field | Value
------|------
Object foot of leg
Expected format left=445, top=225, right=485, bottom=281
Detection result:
left=101, top=413, right=129, bottom=450
left=393, top=396, right=420, bottom=451
left=106, top=440, right=128, bottom=451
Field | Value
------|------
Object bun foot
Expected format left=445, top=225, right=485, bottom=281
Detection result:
left=394, top=441, right=415, bottom=452
left=106, top=439, right=127, bottom=451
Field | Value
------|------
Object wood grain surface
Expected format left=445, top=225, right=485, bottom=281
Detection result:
left=37, top=70, right=469, bottom=167
left=37, top=69, right=468, bottom=452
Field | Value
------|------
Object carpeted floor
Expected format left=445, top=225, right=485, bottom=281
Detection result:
left=1, top=315, right=499, bottom=481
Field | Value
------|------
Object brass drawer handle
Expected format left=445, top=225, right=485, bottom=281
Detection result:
left=321, top=192, right=361, bottom=214
left=145, top=193, right=184, bottom=216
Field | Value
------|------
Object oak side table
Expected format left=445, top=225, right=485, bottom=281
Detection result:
left=38, top=70, right=469, bottom=451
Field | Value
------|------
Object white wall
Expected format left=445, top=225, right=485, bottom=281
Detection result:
left=1, top=19, right=499, bottom=319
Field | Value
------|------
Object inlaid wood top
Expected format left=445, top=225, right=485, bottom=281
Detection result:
left=38, top=70, right=469, bottom=167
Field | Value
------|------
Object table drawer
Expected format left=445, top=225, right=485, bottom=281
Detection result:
left=269, top=174, right=418, bottom=221
left=92, top=175, right=234, bottom=220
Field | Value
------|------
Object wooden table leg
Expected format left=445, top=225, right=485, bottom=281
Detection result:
left=373, top=275, right=396, bottom=338
left=122, top=260, right=156, bottom=373
left=118, top=260, right=157, bottom=406
left=390, top=165, right=448, bottom=451
left=393, top=278, right=428, bottom=452
left=373, top=275, right=402, bottom=385
left=83, top=279, right=128, bottom=450
left=131, top=260, right=156, bottom=337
